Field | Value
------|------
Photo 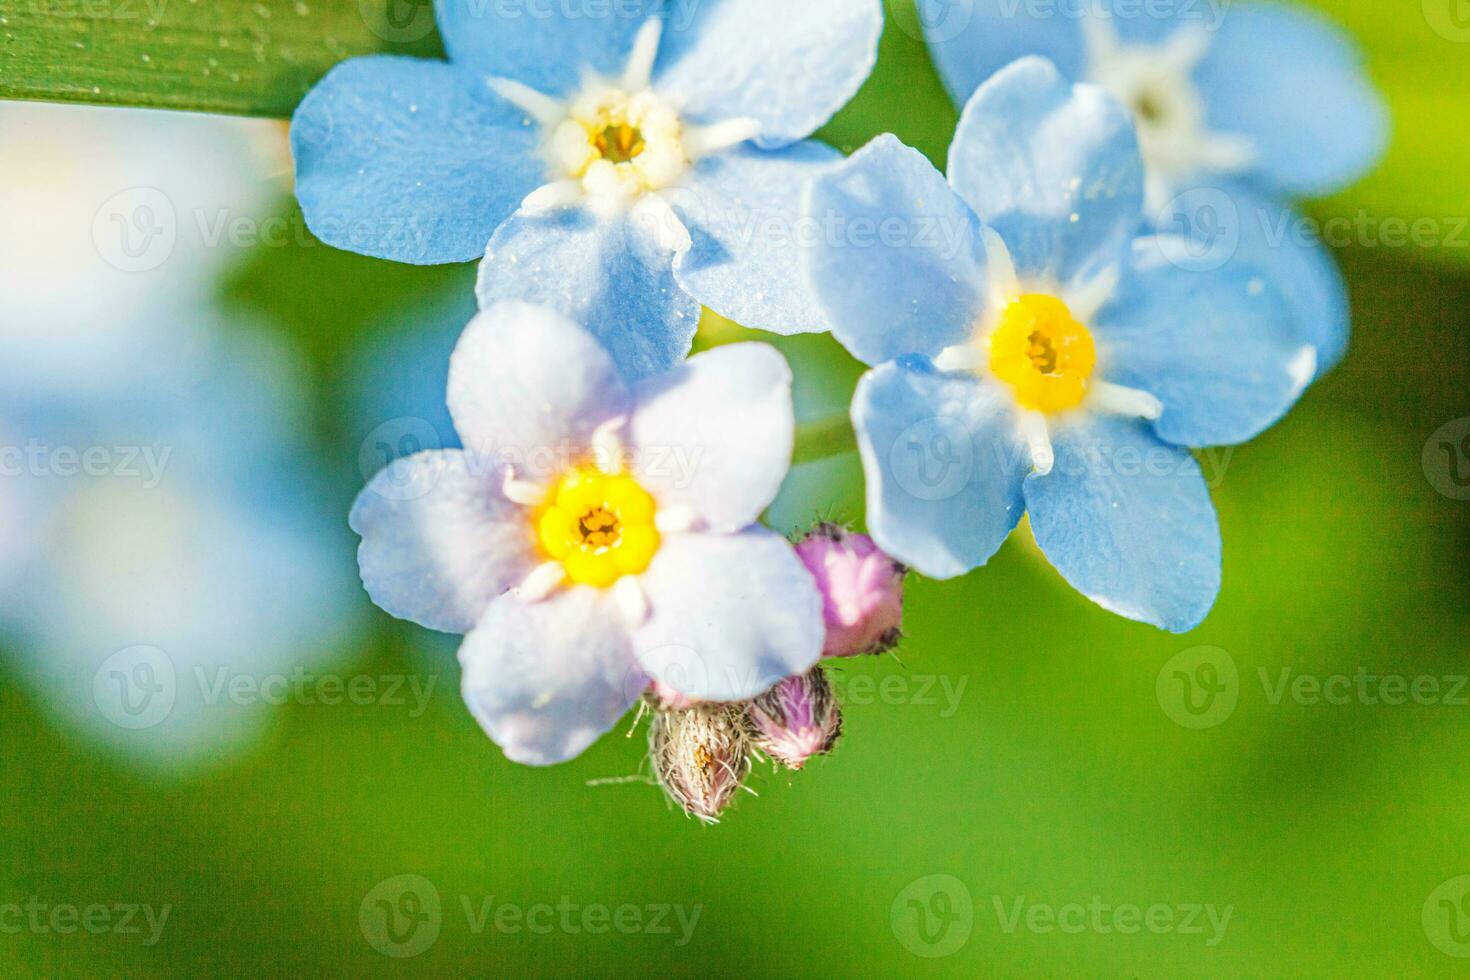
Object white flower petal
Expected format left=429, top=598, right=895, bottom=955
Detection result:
left=627, top=343, right=793, bottom=533
left=349, top=450, right=535, bottom=634
left=633, top=530, right=823, bottom=702
left=459, top=589, right=646, bottom=766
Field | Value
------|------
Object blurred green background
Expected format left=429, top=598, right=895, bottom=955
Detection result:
left=3, top=0, right=1470, bottom=975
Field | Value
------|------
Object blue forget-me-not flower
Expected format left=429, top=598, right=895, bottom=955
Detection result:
left=919, top=0, right=1388, bottom=373
left=801, top=57, right=1315, bottom=632
left=293, top=0, right=882, bottom=379
left=351, top=301, right=824, bottom=765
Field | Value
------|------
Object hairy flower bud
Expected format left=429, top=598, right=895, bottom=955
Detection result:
left=644, top=679, right=698, bottom=712
left=796, top=523, right=905, bottom=658
left=745, top=667, right=842, bottom=770
left=649, top=704, right=751, bottom=823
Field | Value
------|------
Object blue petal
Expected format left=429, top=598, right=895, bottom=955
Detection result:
left=919, top=0, right=1086, bottom=108
left=1195, top=3, right=1388, bottom=196
left=476, top=209, right=699, bottom=382
left=672, top=141, right=840, bottom=334
left=459, top=589, right=644, bottom=765
left=1025, top=414, right=1220, bottom=633
left=1094, top=235, right=1311, bottom=448
left=292, top=56, right=541, bottom=264
left=434, top=0, right=658, bottom=97
left=654, top=0, right=883, bottom=147
left=447, top=301, right=629, bottom=473
left=350, top=450, right=536, bottom=634
left=949, top=57, right=1144, bottom=288
left=852, top=358, right=1027, bottom=580
left=628, top=342, right=794, bottom=534
left=1153, top=182, right=1350, bottom=373
left=801, top=134, right=988, bottom=367
left=633, top=529, right=824, bottom=702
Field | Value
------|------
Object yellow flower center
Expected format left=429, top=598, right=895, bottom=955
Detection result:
left=987, top=293, right=1097, bottom=414
left=536, top=468, right=660, bottom=588
left=550, top=86, right=687, bottom=196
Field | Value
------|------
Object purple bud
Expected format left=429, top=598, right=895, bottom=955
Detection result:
left=745, top=667, right=842, bottom=770
left=649, top=704, right=751, bottom=823
left=795, top=523, right=905, bottom=659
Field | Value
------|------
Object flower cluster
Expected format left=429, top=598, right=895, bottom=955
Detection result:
left=319, top=1, right=1384, bottom=818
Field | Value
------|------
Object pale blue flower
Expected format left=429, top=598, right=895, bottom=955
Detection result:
left=293, top=0, right=883, bottom=379
left=351, top=302, right=824, bottom=765
left=0, top=324, right=357, bottom=769
left=802, top=58, right=1313, bottom=632
left=920, top=0, right=1387, bottom=373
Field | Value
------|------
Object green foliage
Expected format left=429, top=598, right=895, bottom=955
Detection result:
left=0, top=0, right=441, bottom=116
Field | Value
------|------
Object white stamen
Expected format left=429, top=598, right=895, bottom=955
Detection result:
left=502, top=469, right=547, bottom=507
left=1080, top=11, right=1120, bottom=62
left=592, top=417, right=627, bottom=474
left=982, top=227, right=1019, bottom=306
left=521, top=180, right=584, bottom=214
left=1091, top=382, right=1163, bottom=420
left=622, top=17, right=664, bottom=90
left=1017, top=412, right=1055, bottom=476
left=487, top=77, right=564, bottom=126
left=1160, top=24, right=1212, bottom=73
left=631, top=192, right=692, bottom=253
left=1067, top=266, right=1120, bottom=323
left=684, top=117, right=762, bottom=158
left=613, top=576, right=650, bottom=627
left=514, top=562, right=566, bottom=603
left=1287, top=346, right=1318, bottom=397
left=654, top=506, right=699, bottom=534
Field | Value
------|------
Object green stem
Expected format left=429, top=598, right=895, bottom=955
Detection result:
left=792, top=412, right=858, bottom=466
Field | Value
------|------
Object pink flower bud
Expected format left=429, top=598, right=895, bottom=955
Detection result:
left=745, top=667, right=842, bottom=770
left=649, top=704, right=751, bottom=823
left=796, top=523, right=905, bottom=658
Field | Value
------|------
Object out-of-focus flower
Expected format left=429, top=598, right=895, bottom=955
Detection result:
left=744, top=667, right=842, bottom=770
left=649, top=702, right=751, bottom=822
left=0, top=101, right=284, bottom=399
left=795, top=524, right=905, bottom=659
left=920, top=0, right=1386, bottom=207
left=351, top=302, right=824, bottom=765
left=803, top=59, right=1312, bottom=633
left=0, top=327, right=357, bottom=769
left=292, top=0, right=882, bottom=379
left=0, top=102, right=353, bottom=769
left=919, top=1, right=1386, bottom=374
